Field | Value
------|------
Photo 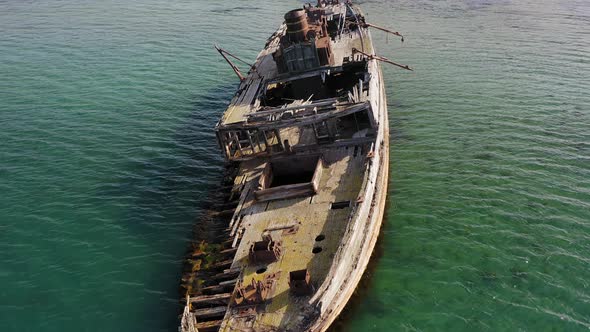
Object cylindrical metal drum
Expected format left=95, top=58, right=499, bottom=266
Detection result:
left=284, top=9, right=309, bottom=42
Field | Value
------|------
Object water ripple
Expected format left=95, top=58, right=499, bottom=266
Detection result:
left=1, top=0, right=590, bottom=331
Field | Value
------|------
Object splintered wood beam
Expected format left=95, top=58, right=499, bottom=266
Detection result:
left=261, top=102, right=369, bottom=130
left=190, top=293, right=232, bottom=305
left=195, top=319, right=223, bottom=332
left=211, top=259, right=234, bottom=269
left=224, top=102, right=370, bottom=131
left=254, top=131, right=263, bottom=152
left=218, top=278, right=238, bottom=286
left=274, top=129, right=284, bottom=150
left=194, top=306, right=227, bottom=320
left=291, top=136, right=375, bottom=152
left=247, top=131, right=255, bottom=153
left=264, top=224, right=299, bottom=232
left=218, top=131, right=232, bottom=160
left=262, top=130, right=270, bottom=149
left=247, top=98, right=339, bottom=118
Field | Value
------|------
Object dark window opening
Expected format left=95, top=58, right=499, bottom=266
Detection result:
left=326, top=17, right=341, bottom=39
left=331, top=201, right=350, bottom=209
left=336, top=109, right=373, bottom=139
left=315, top=234, right=325, bottom=242
left=256, top=267, right=267, bottom=274
left=312, top=247, right=323, bottom=254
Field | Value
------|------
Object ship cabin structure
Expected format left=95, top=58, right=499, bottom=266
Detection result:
left=183, top=1, right=390, bottom=331
left=216, top=5, right=377, bottom=166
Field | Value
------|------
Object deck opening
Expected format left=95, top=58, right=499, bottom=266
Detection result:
left=263, top=60, right=369, bottom=107
left=331, top=201, right=350, bottom=209
left=289, top=269, right=313, bottom=295
left=270, top=170, right=314, bottom=187
left=254, top=155, right=324, bottom=202
left=315, top=234, right=325, bottom=242
left=312, top=246, right=323, bottom=254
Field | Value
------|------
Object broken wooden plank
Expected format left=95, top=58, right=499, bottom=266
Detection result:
left=254, top=182, right=316, bottom=202
left=209, top=208, right=236, bottom=217
left=211, top=269, right=240, bottom=282
left=264, top=224, right=299, bottom=232
left=218, top=278, right=238, bottom=286
left=224, top=101, right=370, bottom=130
left=219, top=247, right=238, bottom=256
left=190, top=293, right=232, bottom=306
left=193, top=306, right=227, bottom=320
left=248, top=98, right=338, bottom=118
left=211, top=259, right=233, bottom=269
left=195, top=319, right=223, bottom=332
left=201, top=284, right=229, bottom=294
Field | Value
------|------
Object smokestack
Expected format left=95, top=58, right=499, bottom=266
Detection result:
left=284, top=9, right=309, bottom=43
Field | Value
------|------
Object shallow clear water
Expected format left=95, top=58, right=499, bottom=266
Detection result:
left=1, top=0, right=589, bottom=331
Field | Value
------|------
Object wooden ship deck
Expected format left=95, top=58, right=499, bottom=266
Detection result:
left=179, top=1, right=407, bottom=331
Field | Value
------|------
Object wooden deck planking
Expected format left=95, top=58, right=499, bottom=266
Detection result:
left=219, top=145, right=368, bottom=330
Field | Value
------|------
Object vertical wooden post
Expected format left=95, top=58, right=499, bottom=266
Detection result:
left=254, top=130, right=263, bottom=153
left=275, top=129, right=285, bottom=151
left=247, top=130, right=256, bottom=154
left=232, top=131, right=243, bottom=157
left=262, top=130, right=270, bottom=152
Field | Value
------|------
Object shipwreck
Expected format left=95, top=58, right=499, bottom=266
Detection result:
left=180, top=1, right=410, bottom=331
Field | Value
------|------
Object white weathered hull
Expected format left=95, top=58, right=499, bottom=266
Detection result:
left=307, top=52, right=389, bottom=332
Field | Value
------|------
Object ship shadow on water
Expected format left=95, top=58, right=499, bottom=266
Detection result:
left=107, top=81, right=239, bottom=330
left=117, top=80, right=238, bottom=236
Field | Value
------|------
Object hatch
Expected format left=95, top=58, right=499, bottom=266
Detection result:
left=254, top=155, right=323, bottom=202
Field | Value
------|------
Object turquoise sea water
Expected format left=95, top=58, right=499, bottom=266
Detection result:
left=1, top=0, right=589, bottom=331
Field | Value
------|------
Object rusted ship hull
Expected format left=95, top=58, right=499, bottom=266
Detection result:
left=179, top=2, right=403, bottom=331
